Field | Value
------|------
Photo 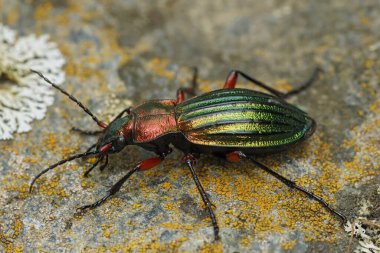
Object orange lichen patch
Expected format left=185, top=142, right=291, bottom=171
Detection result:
left=273, top=79, right=294, bottom=92
left=131, top=203, right=142, bottom=209
left=34, top=175, right=69, bottom=198
left=341, top=98, right=380, bottom=184
left=86, top=157, right=97, bottom=164
left=0, top=216, right=24, bottom=253
left=363, top=58, right=374, bottom=69
left=6, top=8, right=19, bottom=25
left=43, top=133, right=57, bottom=151
left=199, top=242, right=223, bottom=253
left=88, top=235, right=188, bottom=252
left=22, top=157, right=38, bottom=164
left=101, top=224, right=113, bottom=239
left=33, top=1, right=53, bottom=21
left=41, top=132, right=79, bottom=157
left=357, top=110, right=364, bottom=117
left=160, top=222, right=194, bottom=231
left=0, top=157, right=31, bottom=200
left=281, top=239, right=297, bottom=250
left=240, top=237, right=250, bottom=246
left=162, top=202, right=179, bottom=212
left=80, top=179, right=96, bottom=189
left=161, top=181, right=172, bottom=191
left=360, top=17, right=370, bottom=25
left=109, top=197, right=123, bottom=208
left=30, top=1, right=128, bottom=91
left=369, top=102, right=377, bottom=113
left=145, top=58, right=176, bottom=80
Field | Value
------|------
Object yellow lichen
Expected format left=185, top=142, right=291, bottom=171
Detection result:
left=199, top=242, right=222, bottom=253
left=0, top=216, right=23, bottom=253
left=43, top=133, right=57, bottom=151
left=281, top=239, right=296, bottom=250
left=273, top=80, right=294, bottom=92
left=161, top=182, right=172, bottom=191
left=1, top=2, right=379, bottom=251
left=33, top=2, right=53, bottom=21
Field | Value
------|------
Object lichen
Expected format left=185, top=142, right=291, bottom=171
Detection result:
left=345, top=219, right=380, bottom=253
left=0, top=24, right=65, bottom=140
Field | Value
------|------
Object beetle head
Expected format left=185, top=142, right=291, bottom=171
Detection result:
left=97, top=115, right=134, bottom=155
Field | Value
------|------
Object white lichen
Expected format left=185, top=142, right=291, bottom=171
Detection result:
left=0, top=24, right=65, bottom=140
left=345, top=219, right=380, bottom=253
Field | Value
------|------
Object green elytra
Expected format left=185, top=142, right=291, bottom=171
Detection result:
left=176, top=88, right=315, bottom=151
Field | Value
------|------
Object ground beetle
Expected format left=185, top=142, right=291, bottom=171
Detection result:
left=30, top=68, right=346, bottom=240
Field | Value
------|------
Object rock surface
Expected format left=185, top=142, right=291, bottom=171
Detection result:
left=0, top=1, right=379, bottom=252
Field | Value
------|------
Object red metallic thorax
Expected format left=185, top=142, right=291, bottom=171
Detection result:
left=131, top=100, right=179, bottom=143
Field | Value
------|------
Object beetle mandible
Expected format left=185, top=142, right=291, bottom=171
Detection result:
left=29, top=67, right=346, bottom=240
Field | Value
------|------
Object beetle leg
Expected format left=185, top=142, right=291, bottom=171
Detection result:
left=225, top=151, right=242, bottom=163
left=83, top=156, right=103, bottom=177
left=184, top=154, right=220, bottom=240
left=223, top=68, right=320, bottom=99
left=99, top=155, right=109, bottom=171
left=232, top=152, right=347, bottom=223
left=176, top=67, right=198, bottom=103
left=77, top=156, right=163, bottom=210
left=111, top=107, right=132, bottom=122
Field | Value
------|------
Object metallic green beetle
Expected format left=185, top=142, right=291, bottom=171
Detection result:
left=30, top=68, right=346, bottom=241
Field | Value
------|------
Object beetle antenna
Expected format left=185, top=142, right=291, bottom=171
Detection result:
left=30, top=70, right=107, bottom=129
left=29, top=150, right=99, bottom=193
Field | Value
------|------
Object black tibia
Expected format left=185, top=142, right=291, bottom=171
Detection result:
left=229, top=67, right=320, bottom=98
left=184, top=154, right=220, bottom=240
left=236, top=152, right=347, bottom=223
left=78, top=156, right=163, bottom=211
left=78, top=166, right=140, bottom=211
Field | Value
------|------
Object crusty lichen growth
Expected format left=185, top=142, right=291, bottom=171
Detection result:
left=341, top=98, right=380, bottom=184
left=0, top=216, right=23, bottom=253
left=0, top=23, right=65, bottom=140
left=1, top=1, right=380, bottom=252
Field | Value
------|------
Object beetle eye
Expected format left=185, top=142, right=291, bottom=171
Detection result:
left=112, top=137, right=126, bottom=152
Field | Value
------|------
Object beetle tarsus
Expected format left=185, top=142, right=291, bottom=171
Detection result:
left=184, top=154, right=220, bottom=241
left=78, top=195, right=110, bottom=211
left=280, top=67, right=321, bottom=98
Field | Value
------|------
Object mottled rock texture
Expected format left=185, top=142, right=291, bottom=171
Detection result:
left=0, top=1, right=379, bottom=252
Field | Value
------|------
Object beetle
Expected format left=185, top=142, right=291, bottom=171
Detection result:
left=29, top=68, right=346, bottom=240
